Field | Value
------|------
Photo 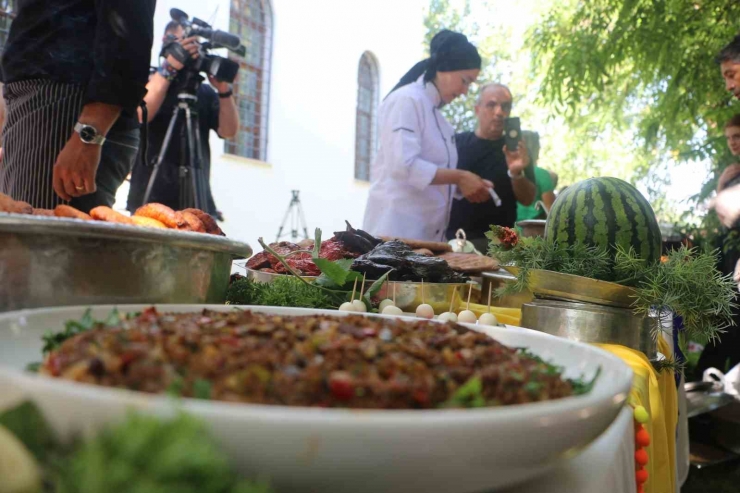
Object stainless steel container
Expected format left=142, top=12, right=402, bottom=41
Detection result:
left=515, top=219, right=546, bottom=238
left=480, top=270, right=533, bottom=308
left=0, top=214, right=252, bottom=311
left=520, top=298, right=657, bottom=358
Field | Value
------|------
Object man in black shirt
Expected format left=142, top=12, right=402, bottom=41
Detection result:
left=446, top=83, right=536, bottom=251
left=126, top=21, right=240, bottom=217
left=0, top=0, right=155, bottom=211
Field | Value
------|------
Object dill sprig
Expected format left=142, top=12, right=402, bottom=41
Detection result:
left=489, top=228, right=738, bottom=355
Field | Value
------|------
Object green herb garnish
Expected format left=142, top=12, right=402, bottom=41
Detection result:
left=194, top=379, right=213, bottom=400
left=41, top=308, right=125, bottom=354
left=492, top=234, right=737, bottom=351
left=568, top=367, right=603, bottom=396
left=441, top=376, right=486, bottom=409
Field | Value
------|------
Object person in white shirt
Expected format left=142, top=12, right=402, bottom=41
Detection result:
left=362, top=30, right=492, bottom=241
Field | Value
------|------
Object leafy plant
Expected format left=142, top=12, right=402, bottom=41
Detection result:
left=0, top=401, right=273, bottom=493
left=491, top=231, right=737, bottom=346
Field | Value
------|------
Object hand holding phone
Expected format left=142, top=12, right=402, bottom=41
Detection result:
left=504, top=117, right=521, bottom=151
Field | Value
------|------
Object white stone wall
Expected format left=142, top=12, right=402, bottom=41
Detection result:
left=116, top=0, right=425, bottom=253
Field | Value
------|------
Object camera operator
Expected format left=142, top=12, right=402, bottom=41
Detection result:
left=126, top=20, right=239, bottom=218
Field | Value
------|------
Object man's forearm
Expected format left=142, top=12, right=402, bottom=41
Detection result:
left=138, top=74, right=172, bottom=123
left=512, top=175, right=536, bottom=205
left=218, top=97, right=240, bottom=139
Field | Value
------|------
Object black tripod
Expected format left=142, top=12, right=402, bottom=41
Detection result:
left=143, top=70, right=208, bottom=210
left=276, top=190, right=309, bottom=242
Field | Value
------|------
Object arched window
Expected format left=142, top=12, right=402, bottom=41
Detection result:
left=0, top=1, right=16, bottom=53
left=226, top=0, right=273, bottom=161
left=355, top=51, right=379, bottom=181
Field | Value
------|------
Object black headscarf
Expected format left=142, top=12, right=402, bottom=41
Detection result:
left=389, top=30, right=481, bottom=95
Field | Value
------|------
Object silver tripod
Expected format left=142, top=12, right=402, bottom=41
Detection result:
left=276, top=190, right=309, bottom=242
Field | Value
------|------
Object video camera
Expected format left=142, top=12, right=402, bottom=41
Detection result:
left=163, top=8, right=244, bottom=84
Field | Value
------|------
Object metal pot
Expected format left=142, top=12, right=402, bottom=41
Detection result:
left=520, top=298, right=657, bottom=358
left=515, top=219, right=546, bottom=238
left=0, top=213, right=252, bottom=311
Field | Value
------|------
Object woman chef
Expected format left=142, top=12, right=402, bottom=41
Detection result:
left=362, top=30, right=492, bottom=241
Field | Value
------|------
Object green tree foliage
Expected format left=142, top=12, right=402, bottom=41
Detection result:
left=528, top=0, right=740, bottom=196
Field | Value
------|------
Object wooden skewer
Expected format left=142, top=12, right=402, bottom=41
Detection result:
left=393, top=282, right=397, bottom=305
left=466, top=283, right=473, bottom=311
left=351, top=278, right=358, bottom=302
left=487, top=284, right=493, bottom=313
left=421, top=279, right=425, bottom=305
left=359, top=273, right=367, bottom=300
left=448, top=288, right=456, bottom=314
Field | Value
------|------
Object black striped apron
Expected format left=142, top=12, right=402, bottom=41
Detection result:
left=0, top=80, right=86, bottom=209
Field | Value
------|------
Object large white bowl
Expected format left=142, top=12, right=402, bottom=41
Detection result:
left=0, top=305, right=633, bottom=493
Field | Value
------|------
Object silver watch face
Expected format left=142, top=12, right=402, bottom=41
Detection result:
left=79, top=125, right=98, bottom=143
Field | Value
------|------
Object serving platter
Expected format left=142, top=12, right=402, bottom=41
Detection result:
left=0, top=305, right=633, bottom=493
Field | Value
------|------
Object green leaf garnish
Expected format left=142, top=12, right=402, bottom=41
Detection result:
left=441, top=376, right=486, bottom=408
left=194, top=379, right=212, bottom=400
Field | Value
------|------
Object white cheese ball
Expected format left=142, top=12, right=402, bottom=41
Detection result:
left=382, top=305, right=404, bottom=316
left=378, top=299, right=396, bottom=312
left=437, top=312, right=458, bottom=323
left=416, top=303, right=435, bottom=319
left=478, top=313, right=499, bottom=326
left=351, top=300, right=368, bottom=312
left=457, top=310, right=478, bottom=324
left=338, top=302, right=356, bottom=312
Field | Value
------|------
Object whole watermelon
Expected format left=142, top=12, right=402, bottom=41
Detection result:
left=544, top=177, right=662, bottom=264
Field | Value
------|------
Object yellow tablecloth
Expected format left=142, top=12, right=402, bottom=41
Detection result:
left=473, top=304, right=678, bottom=493
left=597, top=340, right=677, bottom=493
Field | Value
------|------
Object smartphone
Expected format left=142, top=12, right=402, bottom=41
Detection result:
left=504, top=117, right=521, bottom=151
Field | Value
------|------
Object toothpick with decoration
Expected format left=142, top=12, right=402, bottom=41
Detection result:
left=458, top=283, right=477, bottom=324
left=339, top=277, right=358, bottom=312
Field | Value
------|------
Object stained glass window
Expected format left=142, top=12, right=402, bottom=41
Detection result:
left=226, top=0, right=272, bottom=161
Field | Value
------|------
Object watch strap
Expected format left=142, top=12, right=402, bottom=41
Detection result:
left=74, top=122, right=106, bottom=146
left=507, top=169, right=524, bottom=180
left=218, top=89, right=233, bottom=99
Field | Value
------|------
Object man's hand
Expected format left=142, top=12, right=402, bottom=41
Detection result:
left=458, top=170, right=494, bottom=204
left=503, top=138, right=530, bottom=176
left=167, top=36, right=200, bottom=71
left=52, top=136, right=101, bottom=201
left=207, top=75, right=230, bottom=94
left=711, top=184, right=740, bottom=229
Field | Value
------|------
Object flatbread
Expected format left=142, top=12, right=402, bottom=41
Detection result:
left=379, top=236, right=452, bottom=253
left=412, top=248, right=434, bottom=257
left=436, top=252, right=499, bottom=274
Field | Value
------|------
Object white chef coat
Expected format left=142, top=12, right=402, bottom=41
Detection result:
left=362, top=76, right=458, bottom=241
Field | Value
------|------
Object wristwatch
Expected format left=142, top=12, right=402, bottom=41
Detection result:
left=74, top=123, right=106, bottom=145
left=507, top=169, right=524, bottom=180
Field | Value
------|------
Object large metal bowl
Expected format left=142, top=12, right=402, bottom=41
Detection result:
left=516, top=219, right=546, bottom=238
left=0, top=213, right=252, bottom=311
